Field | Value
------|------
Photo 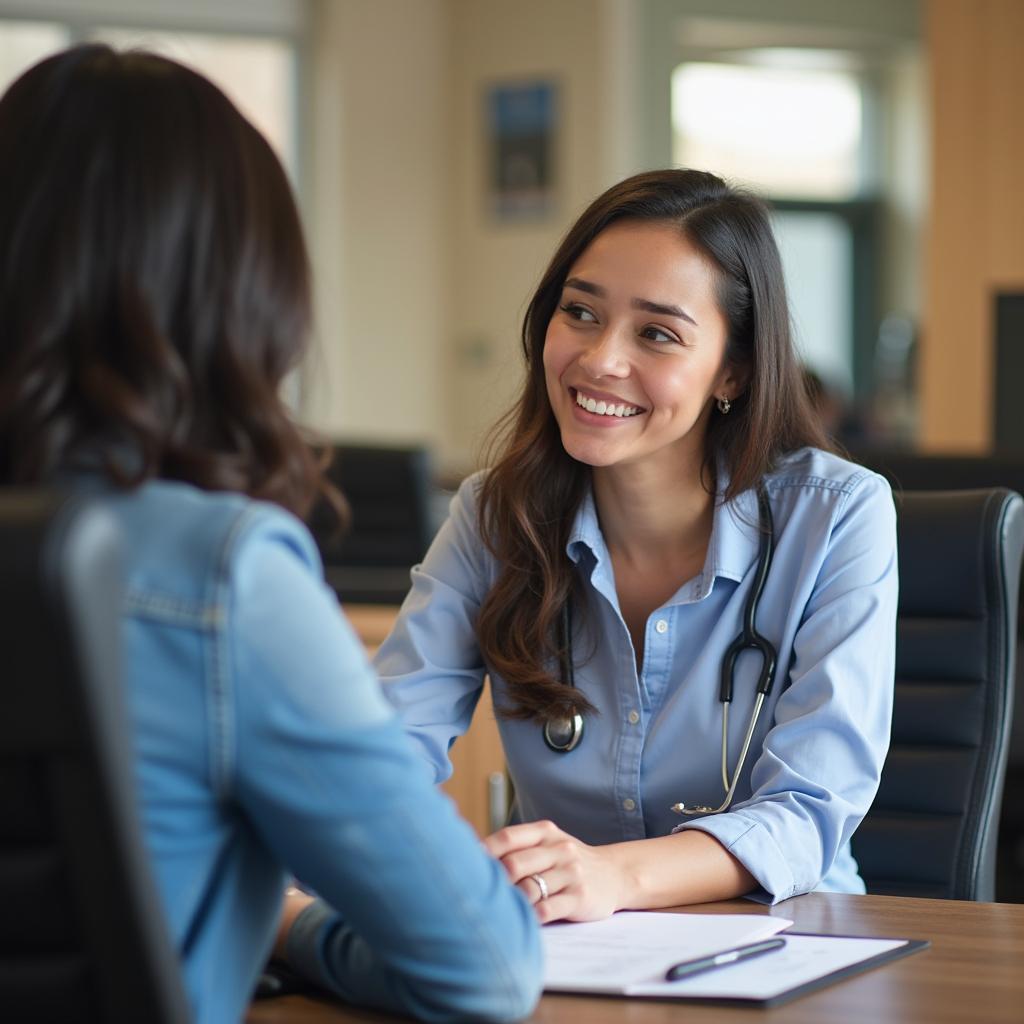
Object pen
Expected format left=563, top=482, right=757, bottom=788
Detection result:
left=664, top=937, right=786, bottom=981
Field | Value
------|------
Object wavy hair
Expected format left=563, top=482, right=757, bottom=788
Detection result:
left=477, top=169, right=830, bottom=722
left=0, top=44, right=335, bottom=520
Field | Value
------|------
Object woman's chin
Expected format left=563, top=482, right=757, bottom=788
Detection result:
left=560, top=434, right=625, bottom=469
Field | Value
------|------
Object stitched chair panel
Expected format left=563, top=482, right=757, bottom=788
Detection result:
left=0, top=492, right=191, bottom=1023
left=851, top=488, right=1024, bottom=901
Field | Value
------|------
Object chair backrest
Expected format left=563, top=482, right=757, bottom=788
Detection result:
left=852, top=488, right=1024, bottom=900
left=308, top=443, right=436, bottom=604
left=0, top=491, right=192, bottom=1023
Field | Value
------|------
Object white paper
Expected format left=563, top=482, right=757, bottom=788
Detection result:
left=628, top=934, right=909, bottom=1000
left=542, top=911, right=792, bottom=994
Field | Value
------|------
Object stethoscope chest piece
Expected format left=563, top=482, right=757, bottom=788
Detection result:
left=544, top=711, right=584, bottom=752
left=544, top=599, right=584, bottom=752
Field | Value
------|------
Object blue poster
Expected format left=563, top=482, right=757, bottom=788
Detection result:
left=488, top=81, right=557, bottom=220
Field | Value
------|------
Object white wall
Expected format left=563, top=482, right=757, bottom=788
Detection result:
left=301, top=0, right=450, bottom=455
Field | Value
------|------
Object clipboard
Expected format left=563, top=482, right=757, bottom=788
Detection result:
left=730, top=932, right=930, bottom=1008
left=542, top=913, right=929, bottom=1008
left=600, top=932, right=931, bottom=1008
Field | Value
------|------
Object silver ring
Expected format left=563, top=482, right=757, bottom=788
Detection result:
left=529, top=873, right=549, bottom=901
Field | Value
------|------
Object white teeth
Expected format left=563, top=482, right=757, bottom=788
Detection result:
left=575, top=390, right=641, bottom=417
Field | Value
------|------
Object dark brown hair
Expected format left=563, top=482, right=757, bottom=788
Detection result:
left=0, top=44, right=333, bottom=519
left=477, top=168, right=830, bottom=722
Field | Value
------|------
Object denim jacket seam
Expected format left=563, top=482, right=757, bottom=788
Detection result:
left=124, top=589, right=219, bottom=626
left=206, top=505, right=264, bottom=800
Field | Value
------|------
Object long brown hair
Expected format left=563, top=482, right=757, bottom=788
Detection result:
left=0, top=44, right=334, bottom=520
left=477, top=169, right=830, bottom=722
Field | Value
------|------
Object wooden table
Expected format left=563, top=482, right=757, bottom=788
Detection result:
left=247, top=892, right=1024, bottom=1024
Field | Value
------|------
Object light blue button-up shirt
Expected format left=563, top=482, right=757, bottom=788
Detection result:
left=377, top=447, right=898, bottom=904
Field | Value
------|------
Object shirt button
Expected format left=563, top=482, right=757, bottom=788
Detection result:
left=623, top=798, right=636, bottom=811
left=627, top=710, right=640, bottom=725
left=655, top=619, right=668, bottom=634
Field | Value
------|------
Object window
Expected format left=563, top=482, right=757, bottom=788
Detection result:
left=672, top=52, right=880, bottom=407
left=0, top=5, right=301, bottom=179
left=672, top=56, right=864, bottom=201
left=0, top=20, right=70, bottom=93
left=90, top=28, right=297, bottom=178
left=0, top=2, right=306, bottom=404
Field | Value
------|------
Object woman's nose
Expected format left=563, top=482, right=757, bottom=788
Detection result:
left=577, top=326, right=629, bottom=378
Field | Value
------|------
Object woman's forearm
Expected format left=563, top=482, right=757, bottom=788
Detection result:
left=604, top=829, right=757, bottom=910
left=485, top=819, right=758, bottom=922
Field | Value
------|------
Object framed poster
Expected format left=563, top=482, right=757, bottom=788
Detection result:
left=487, top=80, right=557, bottom=221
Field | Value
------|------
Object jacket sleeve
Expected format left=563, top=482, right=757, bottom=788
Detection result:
left=229, top=516, right=541, bottom=1023
left=373, top=473, right=495, bottom=783
left=674, top=471, right=899, bottom=902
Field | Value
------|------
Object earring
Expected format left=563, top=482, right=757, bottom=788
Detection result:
left=717, top=396, right=731, bottom=415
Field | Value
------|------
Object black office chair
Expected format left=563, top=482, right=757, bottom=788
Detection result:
left=308, top=443, right=437, bottom=604
left=0, top=491, right=192, bottom=1023
left=852, top=488, right=1024, bottom=900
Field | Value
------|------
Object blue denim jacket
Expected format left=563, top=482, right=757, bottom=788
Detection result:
left=103, top=479, right=541, bottom=1024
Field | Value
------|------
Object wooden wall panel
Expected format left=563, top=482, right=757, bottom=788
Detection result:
left=923, top=0, right=1024, bottom=451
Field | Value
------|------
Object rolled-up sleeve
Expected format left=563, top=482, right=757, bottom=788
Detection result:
left=676, top=471, right=898, bottom=902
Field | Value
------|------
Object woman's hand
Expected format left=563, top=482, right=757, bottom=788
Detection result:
left=273, top=887, right=316, bottom=961
left=483, top=820, right=626, bottom=924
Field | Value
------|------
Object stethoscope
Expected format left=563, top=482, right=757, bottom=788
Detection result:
left=543, top=487, right=778, bottom=817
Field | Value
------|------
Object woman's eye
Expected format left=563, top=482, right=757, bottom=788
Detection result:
left=640, top=325, right=680, bottom=345
left=558, top=302, right=597, bottom=323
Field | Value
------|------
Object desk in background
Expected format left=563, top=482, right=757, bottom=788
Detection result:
left=247, top=892, right=1024, bottom=1024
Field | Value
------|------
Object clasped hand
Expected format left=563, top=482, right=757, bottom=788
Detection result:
left=483, top=820, right=624, bottom=924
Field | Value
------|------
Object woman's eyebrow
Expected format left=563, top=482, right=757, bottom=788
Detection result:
left=564, top=276, right=605, bottom=297
left=632, top=297, right=698, bottom=327
left=564, top=277, right=698, bottom=327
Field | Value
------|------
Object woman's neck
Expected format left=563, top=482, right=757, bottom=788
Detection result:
left=592, top=455, right=715, bottom=573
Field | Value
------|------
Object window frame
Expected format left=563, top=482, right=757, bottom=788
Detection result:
left=768, top=197, right=882, bottom=403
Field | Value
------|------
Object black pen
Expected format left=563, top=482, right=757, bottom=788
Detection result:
left=664, top=937, right=786, bottom=981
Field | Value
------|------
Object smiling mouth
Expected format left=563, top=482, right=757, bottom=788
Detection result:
left=572, top=388, right=644, bottom=418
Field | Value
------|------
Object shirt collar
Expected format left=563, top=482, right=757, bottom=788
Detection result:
left=566, top=485, right=604, bottom=566
left=564, top=469, right=762, bottom=601
left=705, top=483, right=761, bottom=586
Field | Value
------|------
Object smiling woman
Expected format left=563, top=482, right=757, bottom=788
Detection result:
left=542, top=221, right=737, bottom=473
left=375, top=168, right=898, bottom=926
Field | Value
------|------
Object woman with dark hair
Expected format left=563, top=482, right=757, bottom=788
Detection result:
left=0, top=45, right=540, bottom=1024
left=379, top=169, right=897, bottom=919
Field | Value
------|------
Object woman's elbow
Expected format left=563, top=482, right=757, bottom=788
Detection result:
left=407, top=925, right=543, bottom=1023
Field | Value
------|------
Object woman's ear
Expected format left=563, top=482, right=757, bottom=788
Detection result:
left=716, top=360, right=750, bottom=405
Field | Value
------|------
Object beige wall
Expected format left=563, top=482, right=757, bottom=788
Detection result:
left=444, top=0, right=636, bottom=471
left=300, top=0, right=635, bottom=474
left=301, top=0, right=450, bottom=453
left=921, top=0, right=1024, bottom=452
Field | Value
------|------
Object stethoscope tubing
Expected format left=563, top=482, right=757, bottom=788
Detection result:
left=543, top=486, right=779, bottom=817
